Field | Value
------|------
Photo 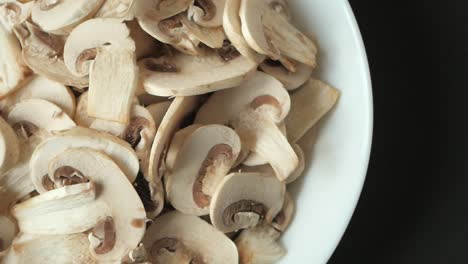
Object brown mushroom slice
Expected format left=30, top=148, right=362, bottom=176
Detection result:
left=0, top=23, right=31, bottom=99
left=286, top=78, right=340, bottom=143
left=260, top=59, right=314, bottom=91
left=30, top=127, right=139, bottom=193
left=142, top=211, right=238, bottom=263
left=148, top=96, right=199, bottom=182
left=0, top=75, right=76, bottom=117
left=243, top=122, right=287, bottom=167
left=210, top=172, right=285, bottom=233
left=31, top=0, right=105, bottom=35
left=166, top=125, right=241, bottom=216
left=0, top=116, right=20, bottom=173
left=140, top=51, right=257, bottom=97
left=235, top=225, right=285, bottom=264
left=271, top=191, right=294, bottom=232
left=187, top=0, right=225, bottom=28
left=47, top=148, right=146, bottom=262
left=0, top=215, right=17, bottom=254
left=13, top=22, right=89, bottom=88
left=1, top=233, right=96, bottom=264
left=12, top=182, right=112, bottom=235
left=223, top=0, right=264, bottom=63
left=239, top=0, right=317, bottom=66
left=95, top=0, right=135, bottom=20
left=164, top=124, right=202, bottom=175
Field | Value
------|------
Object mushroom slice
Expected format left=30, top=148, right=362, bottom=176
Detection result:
left=166, top=125, right=241, bottom=216
left=134, top=0, right=192, bottom=21
left=0, top=23, right=31, bottom=99
left=140, top=50, right=257, bottom=97
left=0, top=75, right=76, bottom=117
left=1, top=233, right=96, bottom=263
left=7, top=99, right=76, bottom=135
left=146, top=101, right=172, bottom=126
left=286, top=79, right=340, bottom=143
left=95, top=0, right=135, bottom=20
left=271, top=191, right=294, bottom=232
left=178, top=14, right=225, bottom=49
left=31, top=0, right=105, bottom=35
left=187, top=0, right=226, bottom=28
left=0, top=214, right=17, bottom=255
left=74, top=92, right=96, bottom=127
left=127, top=19, right=160, bottom=59
left=210, top=172, right=285, bottom=233
left=239, top=0, right=317, bottom=66
left=285, top=144, right=305, bottom=184
left=47, top=148, right=146, bottom=262
left=164, top=124, right=202, bottom=175
left=148, top=96, right=199, bottom=182
left=0, top=116, right=20, bottom=173
left=0, top=0, right=34, bottom=30
left=260, top=59, right=314, bottom=91
left=243, top=122, right=287, bottom=167
left=12, top=182, right=111, bottom=235
left=142, top=211, right=238, bottom=263
left=30, top=127, right=139, bottom=193
left=235, top=225, right=285, bottom=264
left=64, top=18, right=134, bottom=77
left=223, top=0, right=264, bottom=63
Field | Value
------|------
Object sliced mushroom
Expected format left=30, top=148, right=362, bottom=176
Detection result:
left=0, top=116, right=20, bottom=173
left=271, top=191, right=294, bottom=232
left=0, top=0, right=34, bottom=30
left=187, top=0, right=225, bottom=28
left=0, top=214, right=17, bottom=255
left=139, top=50, right=257, bottom=96
left=126, top=19, right=160, bottom=59
left=286, top=78, right=340, bottom=143
left=13, top=22, right=89, bottom=88
left=239, top=0, right=317, bottom=66
left=31, top=0, right=105, bottom=35
left=30, top=127, right=140, bottom=193
left=134, top=0, right=192, bottom=21
left=0, top=23, right=31, bottom=99
left=0, top=75, right=76, bottom=117
left=285, top=144, right=305, bottom=184
left=166, top=125, right=241, bottom=216
left=95, top=0, right=135, bottom=20
left=1, top=233, right=97, bottom=263
left=260, top=59, right=314, bottom=91
left=142, top=211, right=238, bottom=263
left=164, top=124, right=202, bottom=175
left=146, top=101, right=172, bottom=126
left=235, top=225, right=285, bottom=264
left=7, top=99, right=76, bottom=136
left=178, top=14, right=225, bottom=49
left=47, top=148, right=146, bottom=262
left=74, top=92, right=96, bottom=127
left=210, top=172, right=285, bottom=233
left=223, top=0, right=264, bottom=63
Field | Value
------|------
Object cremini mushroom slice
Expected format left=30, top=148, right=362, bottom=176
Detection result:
left=271, top=191, right=294, bottom=232
left=7, top=99, right=76, bottom=135
left=0, top=0, right=34, bottom=30
left=142, top=211, right=238, bottom=263
left=164, top=124, right=201, bottom=175
left=0, top=116, right=20, bottom=173
left=12, top=182, right=111, bottom=235
left=46, top=148, right=146, bottom=262
left=0, top=214, right=17, bottom=255
left=31, top=0, right=105, bottom=35
left=187, top=0, right=225, bottom=28
left=235, top=225, right=285, bottom=264
left=1, top=233, right=97, bottom=263
left=30, top=127, right=140, bottom=193
left=13, top=22, right=89, bottom=88
left=286, top=78, right=340, bottom=143
left=139, top=49, right=257, bottom=96
left=0, top=75, right=76, bottom=117
left=223, top=0, right=264, bottom=63
left=95, top=0, right=135, bottom=20
left=239, top=0, right=317, bottom=66
left=260, top=59, right=314, bottom=91
left=166, top=124, right=241, bottom=216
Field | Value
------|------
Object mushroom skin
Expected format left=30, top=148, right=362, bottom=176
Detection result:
left=235, top=225, right=285, bottom=264
left=210, top=172, right=285, bottom=233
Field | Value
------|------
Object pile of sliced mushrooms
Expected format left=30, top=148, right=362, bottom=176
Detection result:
left=0, top=0, right=340, bottom=263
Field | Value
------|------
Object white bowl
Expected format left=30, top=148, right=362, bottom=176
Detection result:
left=280, top=0, right=373, bottom=263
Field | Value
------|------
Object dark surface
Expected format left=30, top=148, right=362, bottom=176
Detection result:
left=329, top=1, right=468, bottom=263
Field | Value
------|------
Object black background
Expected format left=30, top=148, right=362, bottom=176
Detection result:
left=329, top=1, right=468, bottom=263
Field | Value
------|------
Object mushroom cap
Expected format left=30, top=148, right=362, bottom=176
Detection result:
left=164, top=124, right=202, bottom=175
left=178, top=13, right=225, bottom=49
left=74, top=92, right=96, bottom=127
left=0, top=1, right=34, bottom=30
left=285, top=144, right=305, bottom=184
left=95, top=0, right=135, bottom=20
left=0, top=75, right=76, bottom=118
left=209, top=172, right=285, bottom=233
left=0, top=116, right=20, bottom=173
left=64, top=18, right=134, bottom=77
left=126, top=19, right=160, bottom=59
left=134, top=0, right=192, bottom=21
left=187, top=0, right=226, bottom=28
left=195, top=71, right=290, bottom=125
left=12, top=182, right=111, bottom=235
left=47, top=148, right=146, bottom=262
left=142, top=211, right=238, bottom=263
left=286, top=78, right=340, bottom=143
left=235, top=225, right=285, bottom=264
left=166, top=124, right=241, bottom=216
left=140, top=50, right=258, bottom=96
left=31, top=0, right=105, bottom=35
left=7, top=99, right=76, bottom=134
left=271, top=191, right=294, bottom=232
left=222, top=0, right=264, bottom=63
left=30, top=127, right=139, bottom=193
left=260, top=60, right=314, bottom=91
left=239, top=0, right=317, bottom=66
left=0, top=214, right=17, bottom=253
